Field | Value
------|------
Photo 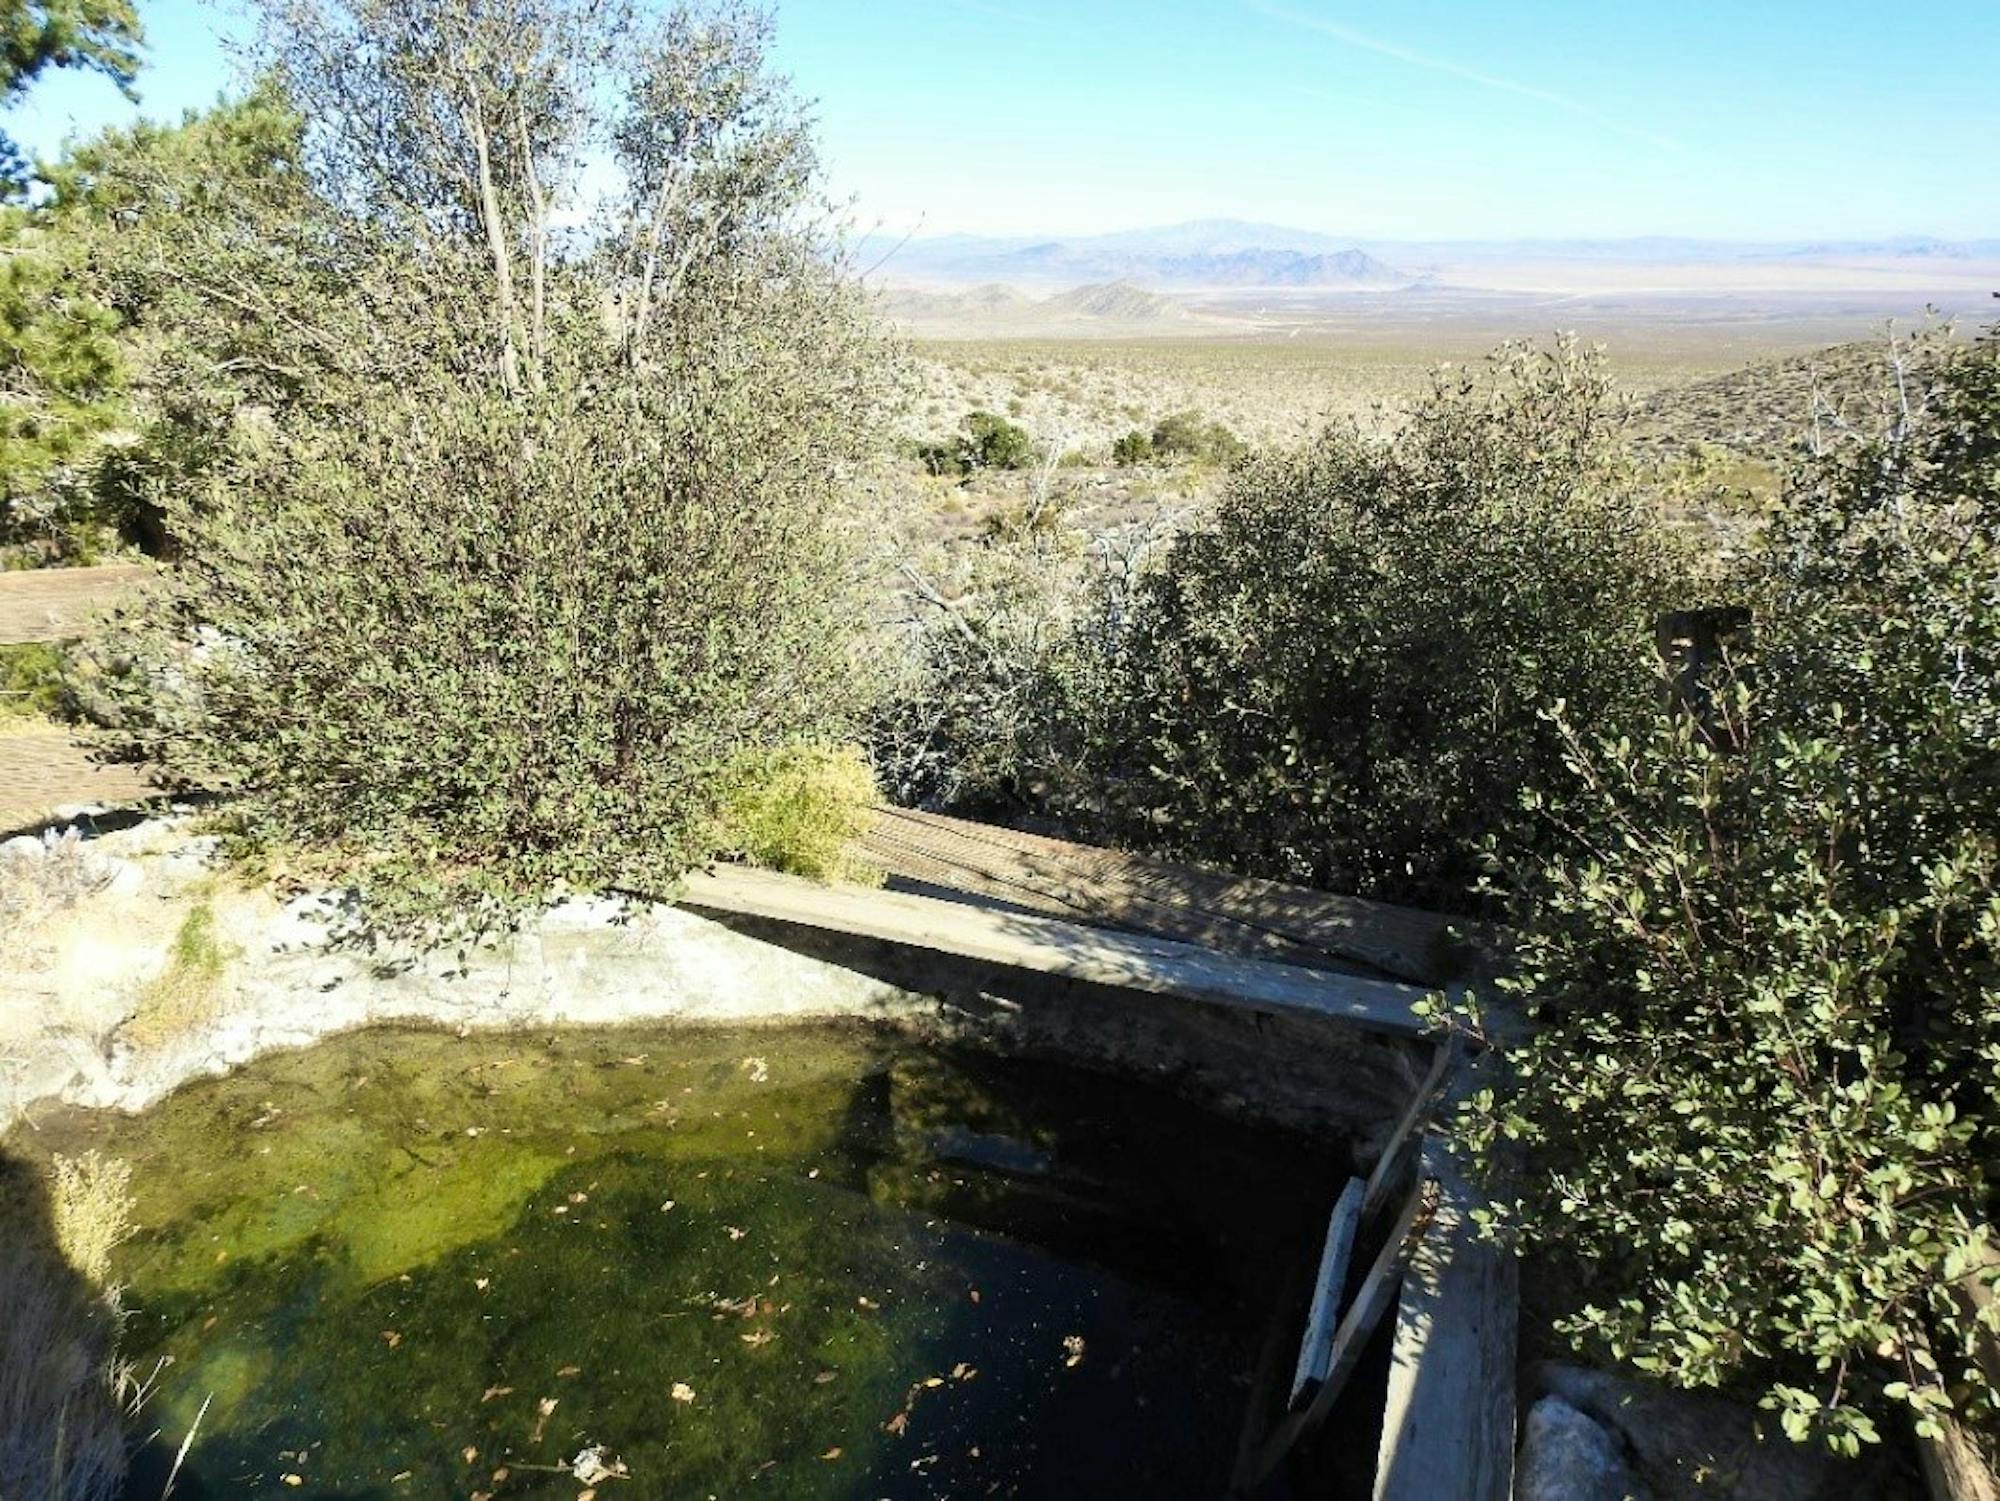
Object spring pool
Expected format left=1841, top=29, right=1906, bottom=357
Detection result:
left=27, top=1022, right=1344, bottom=1499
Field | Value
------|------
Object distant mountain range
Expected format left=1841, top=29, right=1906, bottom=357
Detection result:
left=859, top=218, right=2000, bottom=292
left=877, top=278, right=1230, bottom=334
left=865, top=218, right=1407, bottom=290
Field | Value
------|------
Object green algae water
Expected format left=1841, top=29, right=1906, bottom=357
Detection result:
left=30, top=1023, right=1342, bottom=1500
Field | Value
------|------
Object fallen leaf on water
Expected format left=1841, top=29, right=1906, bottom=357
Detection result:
left=813, top=1370, right=837, bottom=1384
left=579, top=1491, right=596, bottom=1501
left=856, top=1296, right=879, bottom=1311
left=1062, top=1334, right=1086, bottom=1367
left=670, top=1382, right=696, bottom=1404
left=885, top=1411, right=909, bottom=1436
left=481, top=1385, right=513, bottom=1403
left=474, top=1278, right=490, bottom=1291
left=390, top=1471, right=411, bottom=1483
left=951, top=1364, right=977, bottom=1381
left=462, top=1446, right=478, bottom=1463
left=569, top=1192, right=589, bottom=1205
left=740, top=1329, right=774, bottom=1347
left=281, top=1477, right=302, bottom=1488
left=530, top=1396, right=558, bottom=1444
left=726, top=1226, right=746, bottom=1241
left=491, top=1468, right=510, bottom=1483
left=557, top=1365, right=582, bottom=1377
left=381, top=1330, right=402, bottom=1349
left=819, top=1448, right=843, bottom=1461
left=968, top=1289, right=980, bottom=1304
left=922, top=1376, right=943, bottom=1389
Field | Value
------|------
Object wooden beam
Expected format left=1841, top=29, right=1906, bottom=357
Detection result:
left=677, top=863, right=1436, bottom=1037
left=1362, top=1037, right=1459, bottom=1224
left=859, top=806, right=1490, bottom=986
left=1242, top=1175, right=1433, bottom=1493
left=1372, top=1135, right=1517, bottom=1501
left=1290, top=1177, right=1366, bottom=1407
left=0, top=564, right=149, bottom=644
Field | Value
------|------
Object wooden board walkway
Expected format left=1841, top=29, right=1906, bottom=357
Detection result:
left=0, top=563, right=149, bottom=644
left=679, top=861, right=1436, bottom=1036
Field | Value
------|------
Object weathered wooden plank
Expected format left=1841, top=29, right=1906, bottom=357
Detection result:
left=1362, top=1037, right=1459, bottom=1224
left=0, top=728, right=159, bottom=835
left=1290, top=1176, right=1366, bottom=1407
left=678, top=863, right=1435, bottom=1036
left=1372, top=1134, right=1518, bottom=1501
left=1242, top=1176, right=1432, bottom=1493
left=0, top=564, right=149, bottom=644
left=859, top=805, right=1487, bottom=986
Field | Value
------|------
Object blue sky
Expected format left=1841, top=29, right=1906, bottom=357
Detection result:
left=6, top=0, right=1995, bottom=241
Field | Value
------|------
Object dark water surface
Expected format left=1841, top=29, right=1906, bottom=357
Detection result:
left=33, top=1023, right=1342, bottom=1500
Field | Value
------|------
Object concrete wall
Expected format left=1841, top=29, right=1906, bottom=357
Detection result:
left=1, top=818, right=1419, bottom=1146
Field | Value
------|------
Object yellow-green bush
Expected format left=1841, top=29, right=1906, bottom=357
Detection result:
left=712, top=743, right=881, bottom=885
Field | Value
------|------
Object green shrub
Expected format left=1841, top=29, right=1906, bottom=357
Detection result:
left=1150, top=409, right=1245, bottom=466
left=1453, top=331, right=2000, bottom=1451
left=1063, top=339, right=1702, bottom=912
left=916, top=410, right=1033, bottom=479
left=917, top=438, right=968, bottom=478
left=964, top=410, right=1032, bottom=470
left=712, top=741, right=882, bottom=884
left=1111, top=430, right=1153, bottom=466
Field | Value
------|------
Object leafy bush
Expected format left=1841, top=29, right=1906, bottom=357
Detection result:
left=1453, top=331, right=2000, bottom=1451
left=1060, top=340, right=1702, bottom=912
left=1111, top=429, right=1153, bottom=466
left=1149, top=409, right=1244, bottom=465
left=917, top=438, right=968, bottom=478
left=98, top=2, right=891, bottom=936
left=870, top=521, right=1117, bottom=815
left=1110, top=413, right=1243, bottom=469
left=919, top=410, right=1034, bottom=477
left=713, top=741, right=882, bottom=884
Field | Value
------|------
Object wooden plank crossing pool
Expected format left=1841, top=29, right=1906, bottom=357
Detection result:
left=678, top=860, right=1439, bottom=1036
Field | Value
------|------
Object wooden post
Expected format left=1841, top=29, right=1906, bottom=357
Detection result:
left=1239, top=1177, right=1433, bottom=1494
left=1290, top=1178, right=1366, bottom=1407
left=1372, top=1135, right=1517, bottom=1501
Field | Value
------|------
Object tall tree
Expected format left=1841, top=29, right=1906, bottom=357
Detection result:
left=1, top=0, right=144, bottom=187
left=101, top=2, right=896, bottom=936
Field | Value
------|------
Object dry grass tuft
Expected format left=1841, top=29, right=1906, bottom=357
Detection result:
left=49, top=1153, right=136, bottom=1291
left=0, top=1156, right=134, bottom=1501
left=0, top=829, right=113, bottom=944
left=121, top=898, right=231, bottom=1050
